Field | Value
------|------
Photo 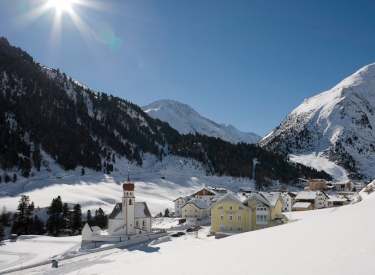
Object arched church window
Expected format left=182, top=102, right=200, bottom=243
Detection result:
left=129, top=199, right=132, bottom=205
left=136, top=221, right=139, bottom=227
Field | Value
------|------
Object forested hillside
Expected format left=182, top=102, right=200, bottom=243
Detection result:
left=0, top=37, right=331, bottom=187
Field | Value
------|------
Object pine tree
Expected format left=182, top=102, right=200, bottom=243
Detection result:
left=0, top=206, right=11, bottom=241
left=31, top=215, right=44, bottom=235
left=46, top=196, right=63, bottom=236
left=87, top=209, right=92, bottom=224
left=61, top=203, right=71, bottom=230
left=13, top=174, right=17, bottom=183
left=72, top=204, right=82, bottom=233
left=164, top=208, right=169, bottom=217
left=14, top=195, right=32, bottom=234
left=94, top=208, right=107, bottom=229
left=28, top=201, right=35, bottom=211
left=33, top=144, right=42, bottom=171
left=21, top=158, right=31, bottom=178
left=0, top=222, right=5, bottom=241
left=81, top=168, right=85, bottom=176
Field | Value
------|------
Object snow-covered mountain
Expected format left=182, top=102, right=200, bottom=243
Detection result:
left=142, top=99, right=261, bottom=144
left=259, top=62, right=375, bottom=180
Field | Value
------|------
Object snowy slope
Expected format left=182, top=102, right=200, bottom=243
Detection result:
left=3, top=182, right=375, bottom=275
left=142, top=99, right=261, bottom=144
left=0, top=150, right=255, bottom=220
left=259, top=62, right=375, bottom=180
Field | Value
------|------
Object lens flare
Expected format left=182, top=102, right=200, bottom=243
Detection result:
left=47, top=0, right=74, bottom=14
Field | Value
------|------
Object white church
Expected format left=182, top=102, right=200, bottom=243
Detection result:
left=82, top=173, right=165, bottom=247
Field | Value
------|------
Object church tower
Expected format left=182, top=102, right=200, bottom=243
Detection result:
left=122, top=169, right=135, bottom=235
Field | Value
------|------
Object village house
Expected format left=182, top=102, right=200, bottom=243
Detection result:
left=292, top=202, right=314, bottom=211
left=327, top=195, right=349, bottom=207
left=294, top=190, right=329, bottom=210
left=181, top=199, right=210, bottom=220
left=282, top=192, right=297, bottom=212
left=209, top=192, right=287, bottom=237
left=308, top=179, right=327, bottom=191
left=174, top=187, right=228, bottom=218
left=293, top=178, right=309, bottom=187
left=173, top=196, right=191, bottom=218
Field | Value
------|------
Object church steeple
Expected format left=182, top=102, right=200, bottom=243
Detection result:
left=122, top=166, right=135, bottom=235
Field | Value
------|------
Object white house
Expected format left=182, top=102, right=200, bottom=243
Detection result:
left=181, top=199, right=210, bottom=220
left=327, top=195, right=348, bottom=208
left=174, top=187, right=228, bottom=217
left=281, top=192, right=297, bottom=212
left=294, top=191, right=329, bottom=209
left=174, top=196, right=191, bottom=218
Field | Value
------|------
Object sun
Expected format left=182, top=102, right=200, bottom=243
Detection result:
left=47, top=0, right=74, bottom=13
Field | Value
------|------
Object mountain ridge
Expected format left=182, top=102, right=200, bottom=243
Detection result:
left=259, top=62, right=375, bottom=180
left=142, top=99, right=261, bottom=144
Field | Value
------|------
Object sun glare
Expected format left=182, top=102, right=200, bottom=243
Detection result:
left=48, top=0, right=74, bottom=13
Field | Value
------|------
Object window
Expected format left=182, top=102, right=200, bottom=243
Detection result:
left=236, top=225, right=242, bottom=231
left=229, top=215, right=233, bottom=220
left=142, top=220, right=145, bottom=228
left=256, top=207, right=267, bottom=211
left=129, top=199, right=132, bottom=205
left=238, top=206, right=243, bottom=210
left=256, top=215, right=267, bottom=222
left=220, top=215, right=224, bottom=220
left=185, top=210, right=187, bottom=212
left=195, top=210, right=197, bottom=212
left=228, top=225, right=233, bottom=231
left=218, top=205, right=223, bottom=210
left=229, top=205, right=233, bottom=210
left=237, top=215, right=242, bottom=221
left=219, top=225, right=225, bottom=231
left=136, top=221, right=139, bottom=227
left=177, top=211, right=179, bottom=213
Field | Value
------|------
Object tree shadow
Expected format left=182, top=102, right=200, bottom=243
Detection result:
left=125, top=243, right=160, bottom=253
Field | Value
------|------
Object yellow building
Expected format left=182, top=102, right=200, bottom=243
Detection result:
left=209, top=192, right=286, bottom=235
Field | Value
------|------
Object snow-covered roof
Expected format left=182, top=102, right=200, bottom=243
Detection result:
left=191, top=188, right=217, bottom=197
left=182, top=199, right=209, bottom=209
left=295, top=191, right=317, bottom=200
left=91, top=226, right=102, bottom=232
left=328, top=195, right=347, bottom=202
left=173, top=196, right=192, bottom=202
left=135, top=202, right=152, bottom=218
left=109, top=202, right=151, bottom=220
left=209, top=193, right=253, bottom=211
left=259, top=192, right=283, bottom=208
left=292, top=202, right=313, bottom=209
left=242, top=192, right=283, bottom=209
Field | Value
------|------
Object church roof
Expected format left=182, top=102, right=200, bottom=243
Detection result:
left=109, top=203, right=122, bottom=219
left=135, top=202, right=151, bottom=218
left=108, top=202, right=151, bottom=220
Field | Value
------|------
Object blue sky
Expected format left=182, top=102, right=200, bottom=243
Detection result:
left=1, top=0, right=375, bottom=137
